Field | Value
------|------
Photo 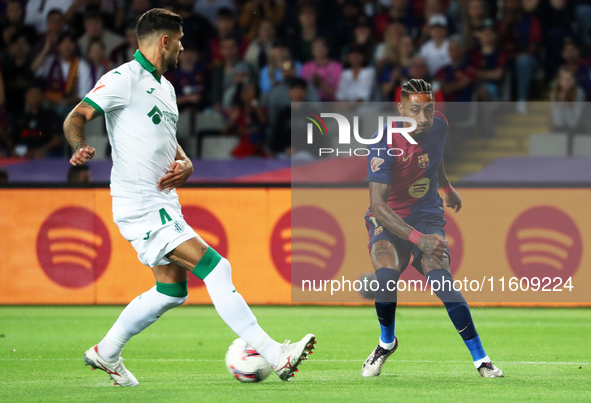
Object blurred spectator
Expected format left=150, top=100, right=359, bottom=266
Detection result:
left=77, top=11, right=124, bottom=59
left=7, top=82, right=62, bottom=158
left=374, top=0, right=416, bottom=42
left=125, top=0, right=151, bottom=22
left=1, top=0, right=37, bottom=44
left=336, top=45, right=375, bottom=102
left=68, top=164, right=91, bottom=183
left=244, top=19, right=275, bottom=76
left=374, top=19, right=407, bottom=69
left=167, top=43, right=207, bottom=113
left=301, top=37, right=342, bottom=102
left=418, top=0, right=449, bottom=45
left=223, top=81, right=267, bottom=158
left=64, top=0, right=126, bottom=36
left=208, top=7, right=248, bottom=67
left=559, top=39, right=591, bottom=100
left=33, top=33, right=93, bottom=117
left=194, top=0, right=236, bottom=26
left=550, top=67, right=586, bottom=133
left=259, top=39, right=302, bottom=95
left=499, top=0, right=542, bottom=113
left=2, top=31, right=35, bottom=115
left=87, top=39, right=112, bottom=84
left=472, top=20, right=507, bottom=101
left=32, top=9, right=66, bottom=57
left=0, top=169, right=7, bottom=183
left=575, top=0, right=591, bottom=48
left=344, top=16, right=376, bottom=64
left=266, top=61, right=319, bottom=135
left=539, top=0, right=573, bottom=82
left=110, top=21, right=139, bottom=66
left=435, top=35, right=476, bottom=102
left=288, top=3, right=327, bottom=63
left=459, top=0, right=489, bottom=51
left=25, top=0, right=74, bottom=34
left=212, top=37, right=252, bottom=107
left=176, top=0, right=215, bottom=48
left=222, top=63, right=252, bottom=108
left=239, top=0, right=285, bottom=41
left=269, top=77, right=308, bottom=157
left=419, top=14, right=451, bottom=76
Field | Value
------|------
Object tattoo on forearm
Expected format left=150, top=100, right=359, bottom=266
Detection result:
left=64, top=101, right=99, bottom=151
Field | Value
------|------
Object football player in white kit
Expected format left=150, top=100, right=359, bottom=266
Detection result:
left=64, top=8, right=315, bottom=386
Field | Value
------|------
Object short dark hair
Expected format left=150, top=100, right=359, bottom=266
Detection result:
left=288, top=77, right=307, bottom=90
left=136, top=8, right=183, bottom=41
left=46, top=8, right=63, bottom=20
left=217, top=7, right=234, bottom=19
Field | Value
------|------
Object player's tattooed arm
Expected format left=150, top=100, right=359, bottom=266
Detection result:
left=369, top=182, right=415, bottom=241
left=64, top=101, right=99, bottom=166
left=369, top=182, right=448, bottom=262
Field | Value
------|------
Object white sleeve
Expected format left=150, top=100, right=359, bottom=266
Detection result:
left=82, top=69, right=131, bottom=115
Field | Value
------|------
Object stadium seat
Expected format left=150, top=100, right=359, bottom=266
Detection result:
left=200, top=136, right=239, bottom=159
left=572, top=134, right=591, bottom=157
left=196, top=110, right=224, bottom=133
left=176, top=112, right=197, bottom=158
left=528, top=133, right=568, bottom=156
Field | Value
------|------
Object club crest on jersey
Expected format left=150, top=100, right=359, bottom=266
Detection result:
left=370, top=157, right=384, bottom=172
left=374, top=226, right=383, bottom=236
left=418, top=153, right=429, bottom=169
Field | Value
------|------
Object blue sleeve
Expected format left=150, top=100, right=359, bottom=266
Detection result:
left=366, top=128, right=395, bottom=184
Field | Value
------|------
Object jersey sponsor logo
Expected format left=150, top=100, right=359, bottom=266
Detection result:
left=147, top=105, right=178, bottom=125
left=418, top=153, right=430, bottom=169
left=402, top=153, right=413, bottom=162
left=92, top=82, right=106, bottom=93
left=147, top=88, right=155, bottom=94
left=408, top=177, right=430, bottom=198
left=370, top=157, right=384, bottom=172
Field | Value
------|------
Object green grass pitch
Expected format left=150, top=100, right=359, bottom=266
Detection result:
left=0, top=306, right=589, bottom=402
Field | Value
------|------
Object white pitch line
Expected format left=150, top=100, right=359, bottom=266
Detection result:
left=2, top=358, right=588, bottom=365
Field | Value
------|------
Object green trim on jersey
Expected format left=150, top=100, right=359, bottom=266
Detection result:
left=133, top=49, right=161, bottom=83
left=156, top=279, right=189, bottom=298
left=192, top=247, right=222, bottom=280
left=82, top=97, right=104, bottom=115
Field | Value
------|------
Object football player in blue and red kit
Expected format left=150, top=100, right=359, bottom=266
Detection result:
left=361, top=79, right=503, bottom=378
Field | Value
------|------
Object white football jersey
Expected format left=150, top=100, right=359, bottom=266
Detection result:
left=83, top=50, right=180, bottom=213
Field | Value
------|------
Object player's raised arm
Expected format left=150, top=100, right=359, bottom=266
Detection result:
left=64, top=101, right=100, bottom=166
left=369, top=182, right=448, bottom=261
left=438, top=159, right=462, bottom=213
left=157, top=143, right=194, bottom=191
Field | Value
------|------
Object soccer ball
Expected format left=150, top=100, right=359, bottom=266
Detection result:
left=225, top=338, right=272, bottom=383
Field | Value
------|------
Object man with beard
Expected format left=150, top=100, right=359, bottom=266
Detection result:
left=63, top=8, right=316, bottom=387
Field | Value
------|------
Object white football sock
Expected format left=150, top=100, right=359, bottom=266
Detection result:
left=204, top=258, right=281, bottom=367
left=379, top=337, right=396, bottom=350
left=474, top=355, right=491, bottom=368
left=97, top=286, right=187, bottom=362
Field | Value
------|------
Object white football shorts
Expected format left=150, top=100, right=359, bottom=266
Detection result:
left=113, top=202, right=197, bottom=267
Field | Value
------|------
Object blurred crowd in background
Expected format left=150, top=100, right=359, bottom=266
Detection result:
left=0, top=0, right=590, bottom=161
